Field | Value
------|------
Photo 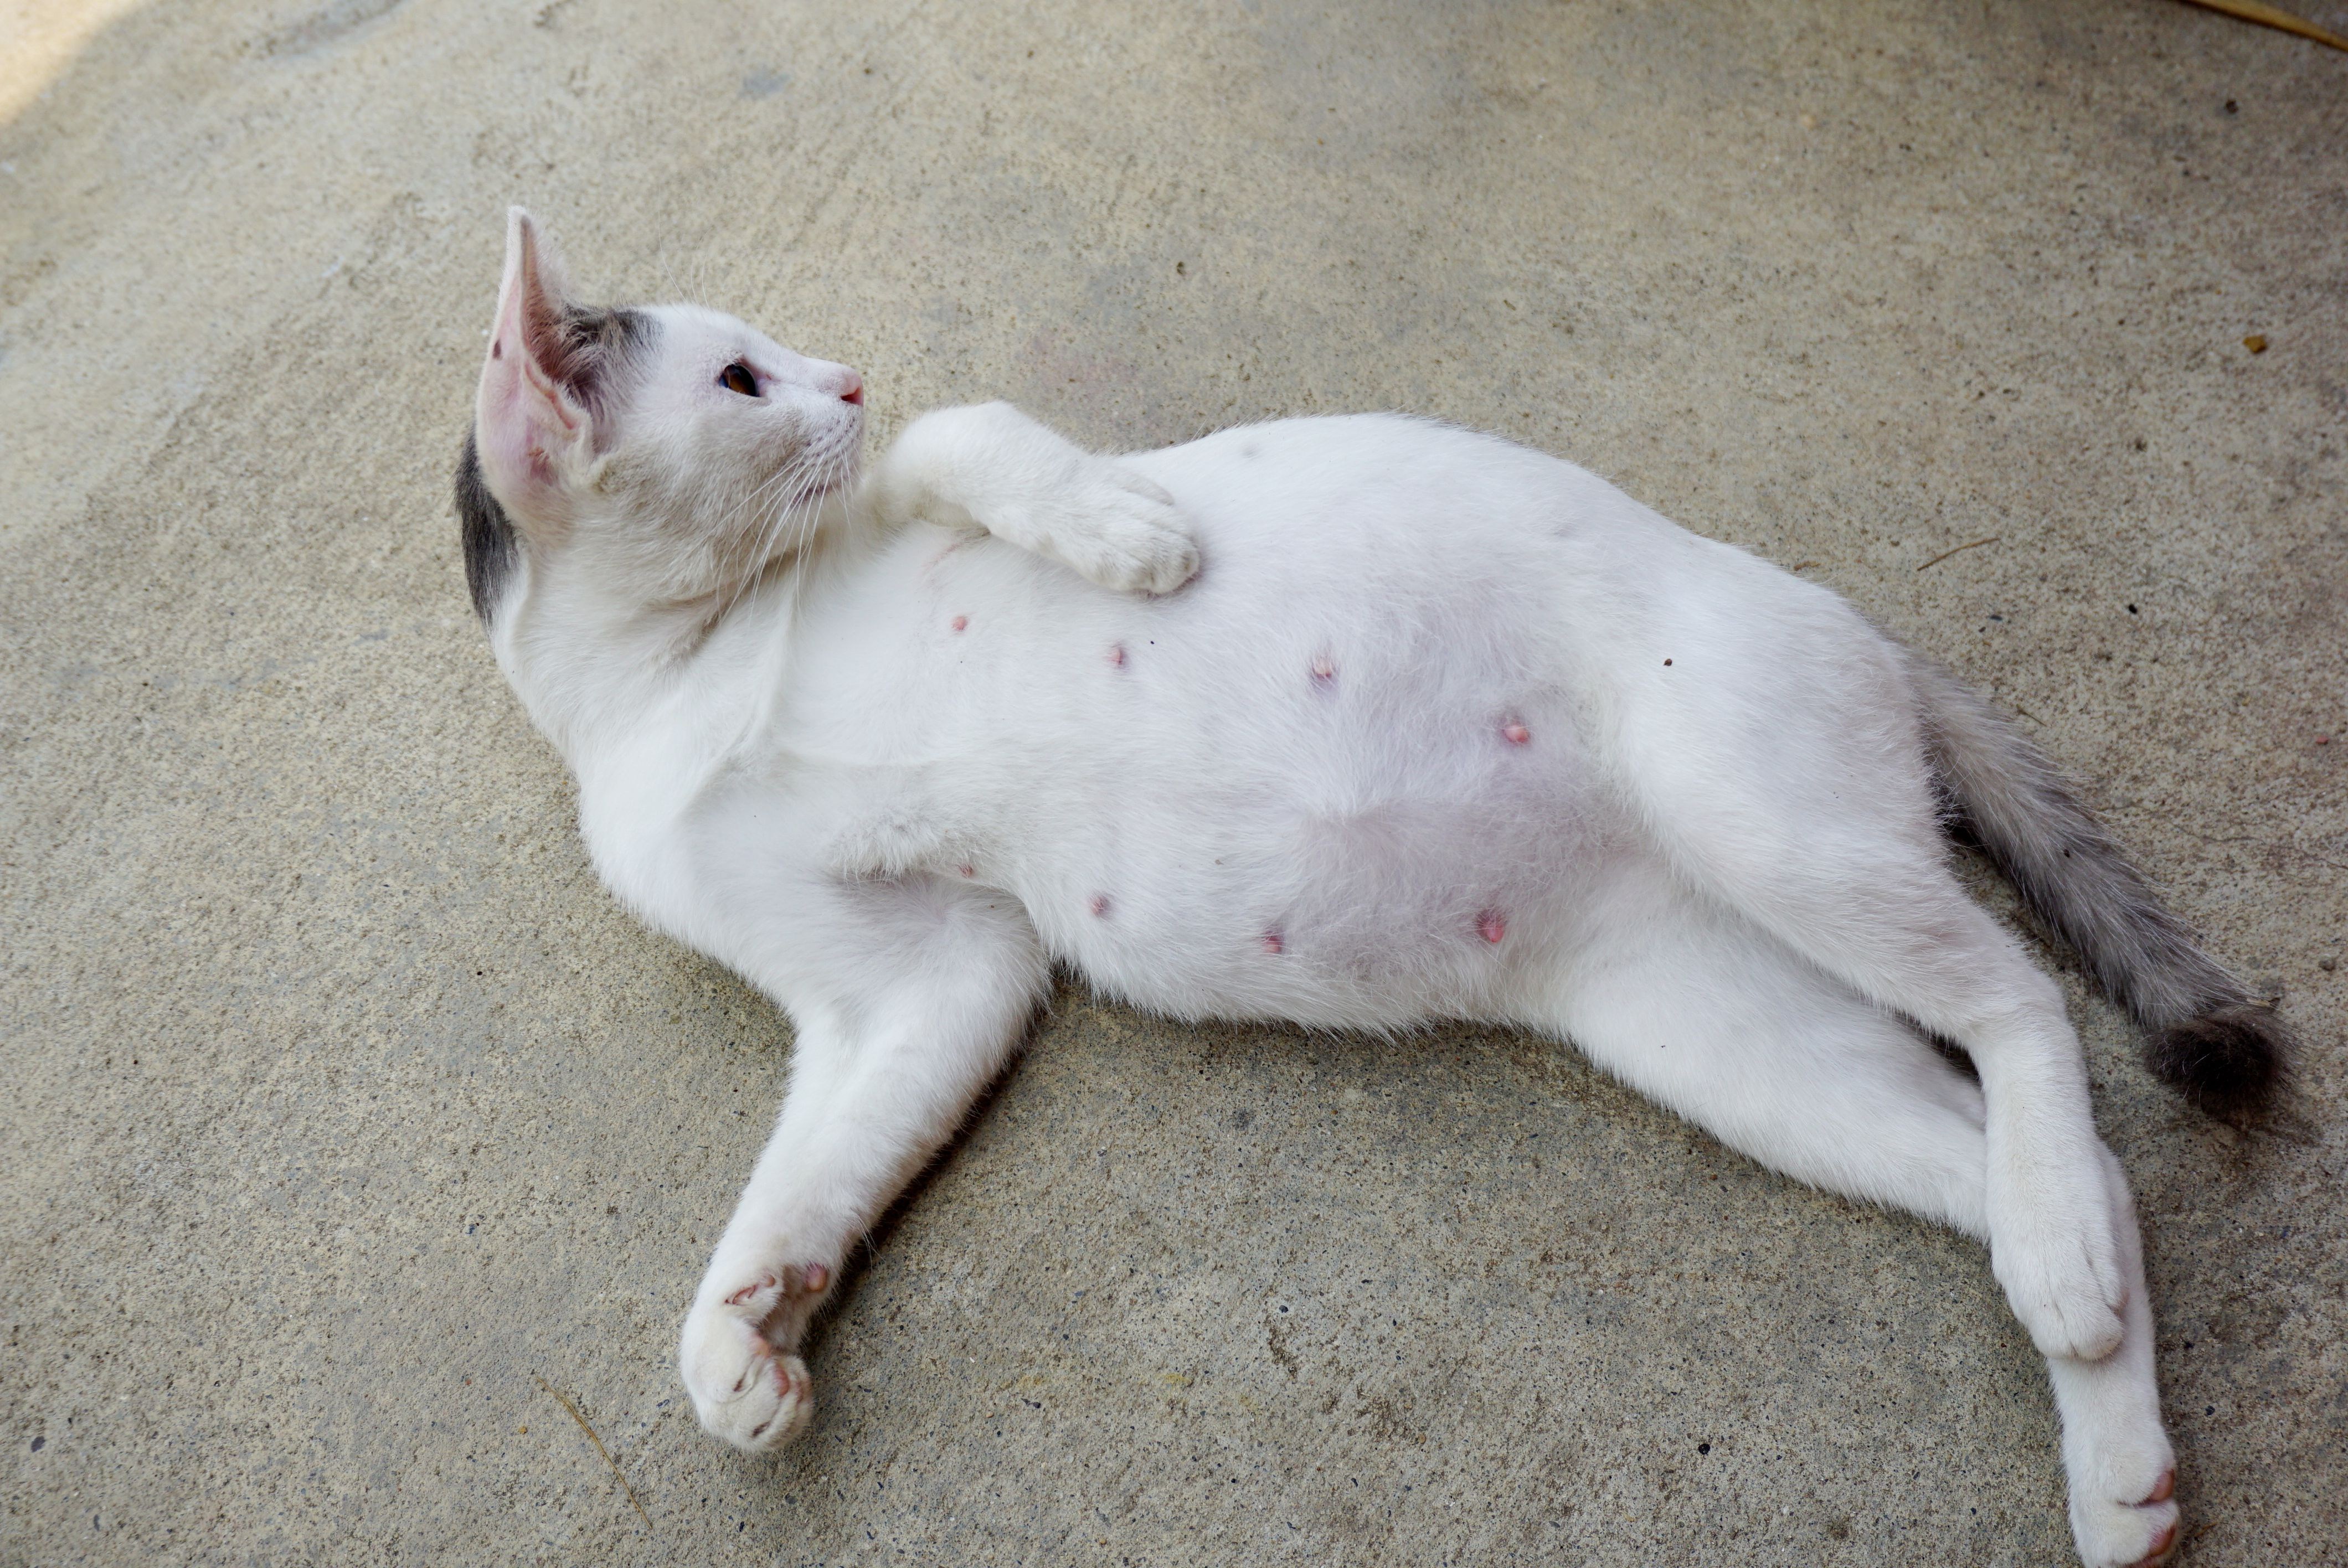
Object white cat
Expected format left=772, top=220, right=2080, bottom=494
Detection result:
left=458, top=210, right=2289, bottom=1568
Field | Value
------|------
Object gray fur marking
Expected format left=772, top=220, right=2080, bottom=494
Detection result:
left=454, top=430, right=514, bottom=622
left=454, top=304, right=656, bottom=622
left=1906, top=649, right=2292, bottom=1122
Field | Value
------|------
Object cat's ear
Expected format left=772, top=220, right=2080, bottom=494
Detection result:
left=473, top=208, right=590, bottom=530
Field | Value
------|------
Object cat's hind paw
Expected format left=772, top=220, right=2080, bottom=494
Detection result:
left=1990, top=1172, right=2128, bottom=1361
left=2070, top=1468, right=2179, bottom=1568
left=679, top=1267, right=828, bottom=1452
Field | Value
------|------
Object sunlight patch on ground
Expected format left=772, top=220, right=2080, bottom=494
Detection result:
left=0, top=0, right=144, bottom=122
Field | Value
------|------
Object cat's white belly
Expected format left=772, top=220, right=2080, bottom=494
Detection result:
left=758, top=416, right=1664, bottom=1026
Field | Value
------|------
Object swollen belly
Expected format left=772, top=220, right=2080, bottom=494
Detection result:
left=1019, top=785, right=1594, bottom=1027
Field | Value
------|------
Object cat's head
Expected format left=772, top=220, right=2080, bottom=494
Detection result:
left=457, top=208, right=866, bottom=623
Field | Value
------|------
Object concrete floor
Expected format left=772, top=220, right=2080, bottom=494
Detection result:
left=2, top=1, right=2342, bottom=1562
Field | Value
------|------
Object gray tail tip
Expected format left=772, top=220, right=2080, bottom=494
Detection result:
left=2150, top=1002, right=2295, bottom=1125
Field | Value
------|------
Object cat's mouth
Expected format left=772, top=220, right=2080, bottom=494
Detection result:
left=785, top=467, right=853, bottom=512
left=800, top=466, right=855, bottom=499
left=792, top=427, right=864, bottom=502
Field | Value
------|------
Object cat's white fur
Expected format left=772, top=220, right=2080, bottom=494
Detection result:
left=463, top=212, right=2197, bottom=1567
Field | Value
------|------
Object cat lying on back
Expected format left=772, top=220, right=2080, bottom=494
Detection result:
left=455, top=209, right=2289, bottom=1568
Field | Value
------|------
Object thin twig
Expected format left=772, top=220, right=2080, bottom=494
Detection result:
left=2176, top=0, right=2348, bottom=53
left=532, top=1373, right=653, bottom=1531
left=1916, top=536, right=2000, bottom=572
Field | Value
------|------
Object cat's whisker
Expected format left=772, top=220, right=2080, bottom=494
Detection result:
left=769, top=453, right=846, bottom=618
left=702, top=445, right=835, bottom=622
left=712, top=453, right=804, bottom=553
left=723, top=446, right=844, bottom=622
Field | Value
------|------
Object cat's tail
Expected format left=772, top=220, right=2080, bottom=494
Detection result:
left=1902, top=651, right=2293, bottom=1123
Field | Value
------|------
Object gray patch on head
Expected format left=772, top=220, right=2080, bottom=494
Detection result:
left=454, top=304, right=656, bottom=623
left=454, top=430, right=516, bottom=624
left=741, top=70, right=791, bottom=99
left=550, top=303, right=656, bottom=450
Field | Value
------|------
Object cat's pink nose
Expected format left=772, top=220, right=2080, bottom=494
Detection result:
left=838, top=372, right=864, bottom=406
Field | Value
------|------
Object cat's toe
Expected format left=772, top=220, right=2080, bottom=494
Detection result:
left=1067, top=525, right=1197, bottom=596
left=2069, top=1484, right=2179, bottom=1568
left=724, top=1349, right=813, bottom=1451
left=1077, top=465, right=1199, bottom=594
left=1992, top=1189, right=2126, bottom=1361
left=2129, top=1519, right=2180, bottom=1568
left=680, top=1302, right=815, bottom=1453
left=1088, top=518, right=1198, bottom=594
left=2066, top=1420, right=2178, bottom=1568
left=1122, top=531, right=1201, bottom=595
left=2004, top=1271, right=2126, bottom=1363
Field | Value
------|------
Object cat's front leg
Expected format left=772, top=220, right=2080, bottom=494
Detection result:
left=858, top=401, right=1199, bottom=594
left=678, top=887, right=1048, bottom=1452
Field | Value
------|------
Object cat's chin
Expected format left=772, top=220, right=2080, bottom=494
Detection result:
left=776, top=455, right=857, bottom=514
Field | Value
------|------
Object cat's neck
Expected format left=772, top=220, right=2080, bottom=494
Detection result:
left=493, top=546, right=812, bottom=791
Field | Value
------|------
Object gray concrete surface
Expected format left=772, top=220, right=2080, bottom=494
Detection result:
left=2, top=1, right=2343, bottom=1562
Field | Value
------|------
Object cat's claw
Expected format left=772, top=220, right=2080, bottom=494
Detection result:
left=681, top=1263, right=833, bottom=1452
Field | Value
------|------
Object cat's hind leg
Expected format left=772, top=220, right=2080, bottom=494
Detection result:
left=1594, top=593, right=2125, bottom=1365
left=2051, top=1148, right=2181, bottom=1567
left=1515, top=874, right=2177, bottom=1567
left=678, top=877, right=1048, bottom=1451
left=1518, top=867, right=1992, bottom=1238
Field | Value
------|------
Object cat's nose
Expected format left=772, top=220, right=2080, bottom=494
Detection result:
left=837, top=371, right=864, bottom=406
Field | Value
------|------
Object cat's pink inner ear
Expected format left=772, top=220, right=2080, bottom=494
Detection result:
left=475, top=209, right=586, bottom=520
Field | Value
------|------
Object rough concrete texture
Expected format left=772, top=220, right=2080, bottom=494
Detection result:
left=2, top=0, right=2342, bottom=1562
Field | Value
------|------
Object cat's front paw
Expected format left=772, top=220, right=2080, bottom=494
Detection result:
left=679, top=1264, right=830, bottom=1452
left=1039, top=461, right=1200, bottom=596
left=1990, top=1167, right=2126, bottom=1361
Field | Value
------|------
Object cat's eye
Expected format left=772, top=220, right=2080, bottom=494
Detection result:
left=719, top=362, right=760, bottom=398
